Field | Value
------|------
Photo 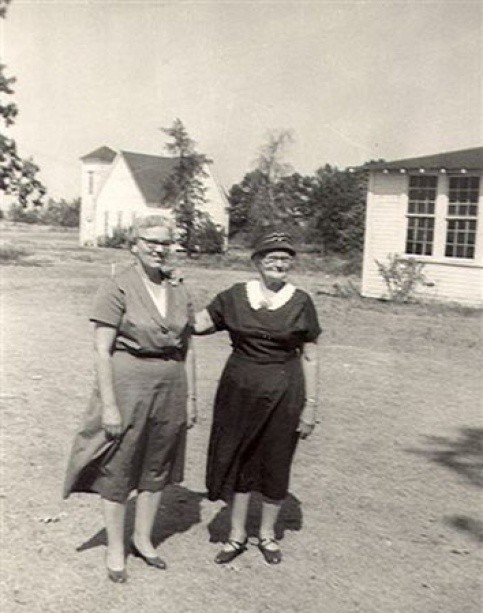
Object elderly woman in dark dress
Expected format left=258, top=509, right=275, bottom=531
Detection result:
left=194, top=231, right=321, bottom=565
left=63, top=214, right=197, bottom=583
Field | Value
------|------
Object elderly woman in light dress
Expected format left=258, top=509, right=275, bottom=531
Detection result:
left=65, top=217, right=320, bottom=582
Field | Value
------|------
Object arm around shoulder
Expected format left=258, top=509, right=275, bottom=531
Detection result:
left=192, top=308, right=216, bottom=335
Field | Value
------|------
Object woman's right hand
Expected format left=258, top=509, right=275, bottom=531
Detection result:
left=102, top=404, right=123, bottom=440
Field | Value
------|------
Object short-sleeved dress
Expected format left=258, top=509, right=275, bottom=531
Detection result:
left=63, top=263, right=193, bottom=503
left=205, top=281, right=321, bottom=502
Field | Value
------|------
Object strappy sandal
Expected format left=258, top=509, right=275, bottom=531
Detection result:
left=258, top=537, right=282, bottom=565
left=214, top=538, right=248, bottom=564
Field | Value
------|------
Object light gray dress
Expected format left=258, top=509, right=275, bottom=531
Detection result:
left=63, top=263, right=193, bottom=503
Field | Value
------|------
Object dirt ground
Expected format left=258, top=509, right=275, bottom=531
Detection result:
left=1, top=227, right=482, bottom=613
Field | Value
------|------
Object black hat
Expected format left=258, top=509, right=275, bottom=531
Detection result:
left=251, top=231, right=296, bottom=259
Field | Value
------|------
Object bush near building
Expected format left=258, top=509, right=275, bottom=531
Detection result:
left=8, top=198, right=80, bottom=227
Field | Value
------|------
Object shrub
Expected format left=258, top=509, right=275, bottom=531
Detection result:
left=39, top=198, right=80, bottom=227
left=8, top=204, right=41, bottom=224
left=8, top=198, right=80, bottom=227
left=192, top=217, right=225, bottom=254
left=0, top=241, right=30, bottom=263
left=375, top=254, right=433, bottom=303
left=97, top=227, right=131, bottom=249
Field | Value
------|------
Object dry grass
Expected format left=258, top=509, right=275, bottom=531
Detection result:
left=2, top=226, right=482, bottom=613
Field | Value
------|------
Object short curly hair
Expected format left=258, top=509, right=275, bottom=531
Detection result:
left=129, top=213, right=175, bottom=245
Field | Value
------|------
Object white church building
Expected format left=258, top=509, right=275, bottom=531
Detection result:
left=79, top=146, right=229, bottom=246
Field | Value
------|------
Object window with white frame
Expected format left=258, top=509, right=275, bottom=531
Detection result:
left=405, top=175, right=437, bottom=256
left=445, top=176, right=479, bottom=259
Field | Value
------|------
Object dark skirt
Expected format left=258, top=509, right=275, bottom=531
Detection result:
left=63, top=351, right=187, bottom=503
left=206, top=354, right=305, bottom=502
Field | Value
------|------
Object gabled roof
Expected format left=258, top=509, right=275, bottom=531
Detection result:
left=366, top=147, right=483, bottom=171
left=80, top=146, right=117, bottom=163
left=121, top=151, right=182, bottom=204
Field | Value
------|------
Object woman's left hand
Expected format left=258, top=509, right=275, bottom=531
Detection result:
left=297, top=420, right=315, bottom=440
left=187, top=396, right=197, bottom=429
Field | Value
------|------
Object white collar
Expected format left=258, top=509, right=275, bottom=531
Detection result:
left=246, top=280, right=296, bottom=311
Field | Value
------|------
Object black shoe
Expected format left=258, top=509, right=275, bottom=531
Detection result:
left=214, top=538, right=248, bottom=564
left=258, top=537, right=282, bottom=564
left=107, top=567, right=127, bottom=583
left=130, top=541, right=167, bottom=570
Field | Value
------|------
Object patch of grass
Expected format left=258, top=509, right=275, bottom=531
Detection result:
left=0, top=241, right=31, bottom=264
left=69, top=253, right=97, bottom=263
left=178, top=249, right=363, bottom=276
left=16, top=258, right=53, bottom=267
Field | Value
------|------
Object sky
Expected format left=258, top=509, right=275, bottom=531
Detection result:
left=1, top=0, right=482, bottom=199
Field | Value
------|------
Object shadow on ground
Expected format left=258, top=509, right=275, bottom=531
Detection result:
left=443, top=515, right=483, bottom=543
left=408, top=427, right=483, bottom=543
left=207, top=492, right=302, bottom=543
left=76, top=485, right=205, bottom=552
left=408, top=427, right=483, bottom=488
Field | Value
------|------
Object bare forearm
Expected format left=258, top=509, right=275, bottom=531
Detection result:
left=186, top=342, right=197, bottom=399
left=301, top=342, right=320, bottom=424
left=95, top=352, right=117, bottom=409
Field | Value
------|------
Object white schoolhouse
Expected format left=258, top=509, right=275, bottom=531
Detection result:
left=361, top=147, right=483, bottom=306
left=79, top=146, right=229, bottom=247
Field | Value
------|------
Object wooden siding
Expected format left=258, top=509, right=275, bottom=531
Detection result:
left=200, top=168, right=229, bottom=231
left=361, top=173, right=408, bottom=297
left=415, top=262, right=483, bottom=305
left=79, top=159, right=115, bottom=245
left=362, top=171, right=483, bottom=307
left=95, top=157, right=149, bottom=238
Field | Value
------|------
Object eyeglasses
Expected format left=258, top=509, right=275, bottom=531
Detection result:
left=139, top=237, right=172, bottom=250
left=261, top=255, right=294, bottom=265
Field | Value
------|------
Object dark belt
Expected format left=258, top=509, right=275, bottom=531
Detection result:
left=121, top=349, right=184, bottom=361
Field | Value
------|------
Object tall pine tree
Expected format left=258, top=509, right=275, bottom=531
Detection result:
left=160, top=119, right=212, bottom=255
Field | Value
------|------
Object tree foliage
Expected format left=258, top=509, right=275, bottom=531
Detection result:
left=227, top=130, right=301, bottom=243
left=307, top=165, right=366, bottom=254
left=0, top=1, right=46, bottom=207
left=0, top=0, right=12, bottom=19
left=228, top=148, right=368, bottom=254
left=227, top=169, right=266, bottom=236
left=251, top=129, right=294, bottom=230
left=160, top=118, right=219, bottom=255
left=9, top=197, right=80, bottom=226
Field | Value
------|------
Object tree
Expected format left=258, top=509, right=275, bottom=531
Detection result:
left=160, top=118, right=214, bottom=255
left=8, top=197, right=80, bottom=226
left=252, top=129, right=294, bottom=227
left=0, top=0, right=46, bottom=207
left=227, top=130, right=297, bottom=241
left=274, top=172, right=315, bottom=222
left=228, top=167, right=316, bottom=241
left=0, top=1, right=11, bottom=18
left=307, top=164, right=366, bottom=254
left=227, top=169, right=266, bottom=237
